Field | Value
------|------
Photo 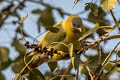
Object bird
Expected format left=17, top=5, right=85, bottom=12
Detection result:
left=18, top=14, right=100, bottom=75
left=38, top=14, right=85, bottom=53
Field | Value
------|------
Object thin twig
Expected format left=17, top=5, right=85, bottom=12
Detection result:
left=85, top=65, right=94, bottom=80
left=0, top=0, right=26, bottom=28
left=98, top=43, right=102, bottom=64
left=76, top=68, right=79, bottom=80
left=82, top=34, right=120, bottom=51
left=109, top=10, right=120, bottom=31
left=60, top=63, right=73, bottom=80
left=25, top=0, right=70, bottom=15
left=110, top=10, right=117, bottom=24
left=49, top=74, right=74, bottom=80
left=102, top=40, right=120, bottom=66
left=99, top=40, right=120, bottom=75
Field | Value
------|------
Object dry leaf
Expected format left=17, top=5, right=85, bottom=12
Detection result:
left=18, top=14, right=28, bottom=24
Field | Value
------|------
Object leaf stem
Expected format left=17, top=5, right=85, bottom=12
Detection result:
left=110, top=10, right=117, bottom=24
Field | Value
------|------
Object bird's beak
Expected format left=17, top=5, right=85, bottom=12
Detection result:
left=78, top=28, right=82, bottom=32
left=73, top=27, right=82, bottom=34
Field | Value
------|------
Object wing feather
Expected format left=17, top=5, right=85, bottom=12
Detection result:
left=38, top=20, right=66, bottom=48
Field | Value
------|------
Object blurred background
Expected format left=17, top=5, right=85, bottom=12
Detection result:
left=0, top=0, right=120, bottom=80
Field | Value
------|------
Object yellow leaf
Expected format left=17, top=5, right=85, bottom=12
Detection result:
left=71, top=54, right=80, bottom=70
left=73, top=0, right=79, bottom=8
left=72, top=57, right=75, bottom=68
left=100, top=0, right=117, bottom=10
left=116, top=61, right=120, bottom=72
left=100, top=26, right=113, bottom=32
left=18, top=14, right=28, bottom=24
left=100, top=26, right=112, bottom=28
left=68, top=43, right=73, bottom=58
left=74, top=0, right=79, bottom=5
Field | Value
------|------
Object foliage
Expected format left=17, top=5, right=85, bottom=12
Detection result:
left=0, top=0, right=120, bottom=80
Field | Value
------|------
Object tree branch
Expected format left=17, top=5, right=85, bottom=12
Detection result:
left=0, top=0, right=26, bottom=28
left=98, top=40, right=120, bottom=75
left=81, top=34, right=120, bottom=52
left=19, top=34, right=120, bottom=76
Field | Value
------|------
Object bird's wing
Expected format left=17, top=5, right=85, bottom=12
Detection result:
left=38, top=20, right=66, bottom=48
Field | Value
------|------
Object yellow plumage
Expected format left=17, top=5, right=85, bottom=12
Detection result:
left=38, top=14, right=85, bottom=53
left=38, top=20, right=66, bottom=48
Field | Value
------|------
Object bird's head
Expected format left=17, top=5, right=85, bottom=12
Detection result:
left=64, top=15, right=83, bottom=36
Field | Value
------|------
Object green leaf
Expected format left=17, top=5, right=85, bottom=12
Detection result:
left=116, top=62, right=120, bottom=72
left=10, top=12, right=20, bottom=19
left=32, top=9, right=42, bottom=14
left=0, top=47, right=9, bottom=62
left=103, top=62, right=116, bottom=77
left=68, top=43, right=73, bottom=58
left=48, top=62, right=57, bottom=72
left=72, top=53, right=80, bottom=70
left=12, top=40, right=26, bottom=55
left=37, top=7, right=55, bottom=32
left=104, top=62, right=114, bottom=71
left=87, top=6, right=108, bottom=27
left=85, top=4, right=91, bottom=10
left=68, top=43, right=80, bottom=70
left=0, top=47, right=12, bottom=70
left=44, top=71, right=53, bottom=77
left=29, top=69, right=45, bottom=80
left=11, top=56, right=25, bottom=73
left=116, top=49, right=120, bottom=57
left=85, top=3, right=98, bottom=16
left=100, top=0, right=117, bottom=10
left=85, top=54, right=107, bottom=71
left=100, top=26, right=113, bottom=33
left=0, top=72, right=5, bottom=80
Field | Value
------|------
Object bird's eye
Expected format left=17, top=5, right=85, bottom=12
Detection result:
left=73, top=23, right=76, bottom=26
left=71, top=17, right=82, bottom=28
